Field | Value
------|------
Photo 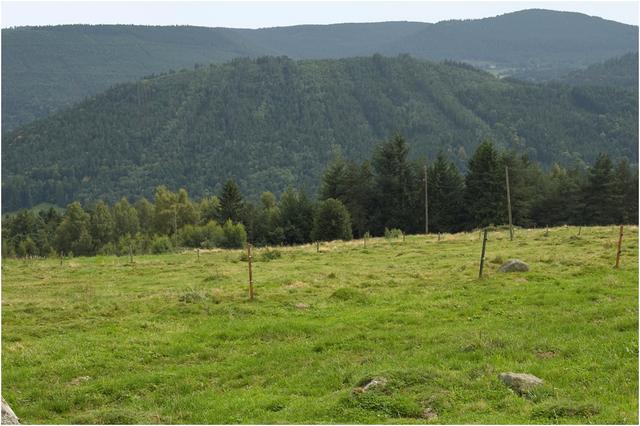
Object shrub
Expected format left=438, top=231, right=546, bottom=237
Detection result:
left=384, top=228, right=403, bottom=239
left=311, top=198, right=352, bottom=242
left=218, top=220, right=247, bottom=249
left=150, top=235, right=173, bottom=254
left=260, top=248, right=282, bottom=261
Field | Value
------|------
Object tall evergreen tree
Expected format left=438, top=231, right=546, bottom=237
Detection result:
left=427, top=153, right=465, bottom=233
left=219, top=180, right=244, bottom=224
left=582, top=153, right=617, bottom=225
left=371, top=134, right=417, bottom=234
left=464, top=140, right=506, bottom=228
left=613, top=158, right=638, bottom=224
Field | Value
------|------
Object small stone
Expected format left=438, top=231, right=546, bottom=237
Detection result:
left=422, top=407, right=438, bottom=420
left=498, top=259, right=529, bottom=273
left=295, top=303, right=310, bottom=309
left=2, top=398, right=19, bottom=425
left=499, top=372, right=543, bottom=394
left=354, top=377, right=387, bottom=393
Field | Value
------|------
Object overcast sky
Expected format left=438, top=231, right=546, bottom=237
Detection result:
left=2, top=1, right=638, bottom=29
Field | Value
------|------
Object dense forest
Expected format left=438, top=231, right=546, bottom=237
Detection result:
left=3, top=136, right=637, bottom=258
left=3, top=55, right=638, bottom=213
left=3, top=9, right=637, bottom=130
left=559, top=52, right=639, bottom=89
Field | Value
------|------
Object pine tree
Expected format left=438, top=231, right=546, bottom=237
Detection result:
left=219, top=180, right=244, bottom=224
left=428, top=153, right=465, bottom=233
left=614, top=158, right=638, bottom=224
left=464, top=140, right=505, bottom=228
left=371, top=134, right=417, bottom=234
left=582, top=153, right=617, bottom=225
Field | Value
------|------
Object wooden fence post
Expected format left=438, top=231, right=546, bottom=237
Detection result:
left=197, top=248, right=200, bottom=262
left=615, top=225, right=624, bottom=269
left=247, top=243, right=254, bottom=300
left=60, top=251, right=63, bottom=266
left=478, top=229, right=488, bottom=279
left=129, top=243, right=133, bottom=264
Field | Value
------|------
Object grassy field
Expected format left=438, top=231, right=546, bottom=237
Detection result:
left=1, top=226, right=638, bottom=424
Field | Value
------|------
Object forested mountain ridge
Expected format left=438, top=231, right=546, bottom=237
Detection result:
left=2, top=9, right=637, bottom=130
left=3, top=55, right=637, bottom=212
left=558, top=52, right=639, bottom=89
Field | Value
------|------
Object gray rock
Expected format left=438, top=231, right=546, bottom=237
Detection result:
left=2, top=397, right=19, bottom=425
left=354, top=377, right=387, bottom=393
left=499, top=372, right=543, bottom=394
left=498, top=259, right=529, bottom=273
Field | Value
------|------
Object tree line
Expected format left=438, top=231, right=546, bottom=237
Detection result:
left=4, top=55, right=637, bottom=213
left=2, top=135, right=637, bottom=258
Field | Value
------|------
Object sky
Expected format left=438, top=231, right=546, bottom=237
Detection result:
left=1, top=0, right=638, bottom=29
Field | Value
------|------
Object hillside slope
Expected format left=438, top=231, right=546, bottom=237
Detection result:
left=2, top=55, right=637, bottom=211
left=2, top=9, right=637, bottom=130
left=559, top=52, right=639, bottom=89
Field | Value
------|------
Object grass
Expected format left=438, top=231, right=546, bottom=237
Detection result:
left=1, top=226, right=638, bottom=424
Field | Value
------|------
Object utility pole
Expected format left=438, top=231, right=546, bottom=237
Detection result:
left=424, top=163, right=429, bottom=234
left=505, top=165, right=513, bottom=241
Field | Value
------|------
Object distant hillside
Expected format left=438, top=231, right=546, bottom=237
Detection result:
left=558, top=52, right=638, bottom=89
left=2, top=9, right=637, bottom=130
left=381, top=9, right=638, bottom=81
left=2, top=55, right=637, bottom=211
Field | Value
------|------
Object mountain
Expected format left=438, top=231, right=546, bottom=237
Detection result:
left=380, top=9, right=638, bottom=80
left=558, top=52, right=638, bottom=89
left=2, top=9, right=637, bottom=131
left=2, top=55, right=637, bottom=212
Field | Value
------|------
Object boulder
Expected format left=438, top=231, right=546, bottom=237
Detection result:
left=499, top=372, right=543, bottom=395
left=498, top=259, right=529, bottom=273
left=1, top=398, right=19, bottom=425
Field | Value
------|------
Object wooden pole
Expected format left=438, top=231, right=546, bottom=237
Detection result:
left=402, top=231, right=406, bottom=242
left=197, top=248, right=200, bottom=261
left=316, top=241, right=320, bottom=253
left=173, top=205, right=178, bottom=248
left=129, top=243, right=133, bottom=264
left=60, top=251, right=63, bottom=265
left=577, top=226, right=581, bottom=236
left=478, top=229, right=488, bottom=279
left=424, top=163, right=429, bottom=234
left=247, top=243, right=254, bottom=300
left=505, top=166, right=513, bottom=241
left=615, top=225, right=624, bottom=268
left=364, top=234, right=367, bottom=249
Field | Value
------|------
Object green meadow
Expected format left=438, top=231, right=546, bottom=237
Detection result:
left=2, top=226, right=638, bottom=424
